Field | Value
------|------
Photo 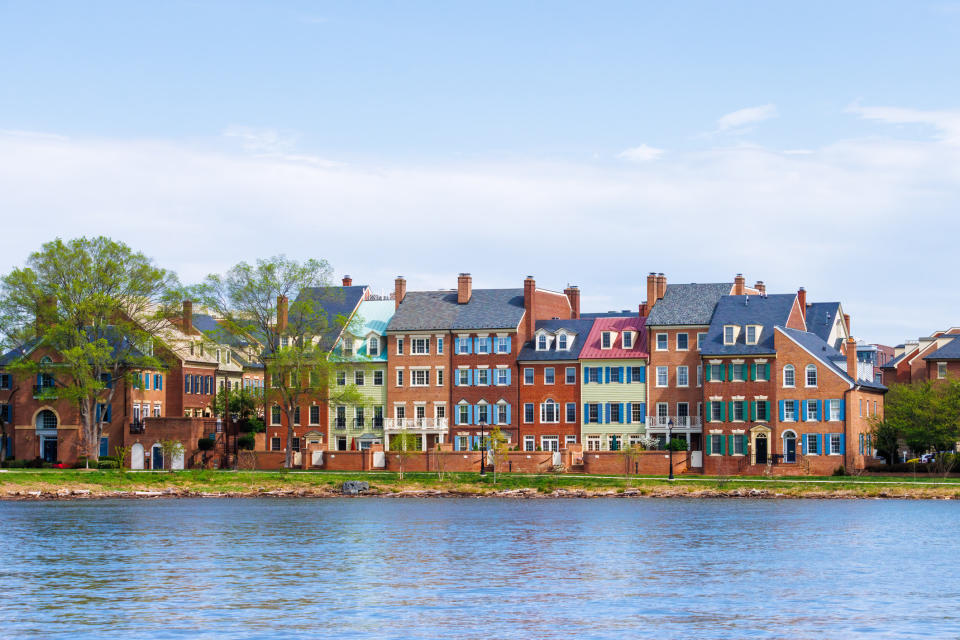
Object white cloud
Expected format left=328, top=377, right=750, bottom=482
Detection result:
left=716, top=104, right=778, bottom=133
left=848, top=103, right=960, bottom=144
left=0, top=125, right=958, bottom=345
left=617, top=144, right=664, bottom=163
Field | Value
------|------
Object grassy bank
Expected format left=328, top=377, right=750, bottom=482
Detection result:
left=3, top=469, right=960, bottom=499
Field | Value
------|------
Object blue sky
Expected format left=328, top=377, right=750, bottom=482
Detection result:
left=2, top=1, right=960, bottom=344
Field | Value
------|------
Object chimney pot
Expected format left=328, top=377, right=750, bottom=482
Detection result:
left=524, top=276, right=537, bottom=338
left=734, top=273, right=746, bottom=296
left=457, top=273, right=473, bottom=304
left=564, top=285, right=581, bottom=319
left=394, top=277, right=407, bottom=310
left=342, top=275, right=353, bottom=287
left=846, top=337, right=858, bottom=379
left=754, top=280, right=766, bottom=296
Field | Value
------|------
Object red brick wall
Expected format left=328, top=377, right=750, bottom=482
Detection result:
left=387, top=332, right=452, bottom=425
left=517, top=360, right=579, bottom=446
left=582, top=451, right=689, bottom=475
left=450, top=331, right=520, bottom=442
left=646, top=326, right=708, bottom=421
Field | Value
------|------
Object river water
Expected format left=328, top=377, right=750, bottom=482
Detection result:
left=0, top=498, right=957, bottom=639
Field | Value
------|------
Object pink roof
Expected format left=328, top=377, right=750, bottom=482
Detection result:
left=579, top=316, right=648, bottom=359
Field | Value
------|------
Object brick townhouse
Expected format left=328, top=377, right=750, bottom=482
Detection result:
left=700, top=290, right=886, bottom=475
left=880, top=328, right=960, bottom=385
left=517, top=318, right=595, bottom=452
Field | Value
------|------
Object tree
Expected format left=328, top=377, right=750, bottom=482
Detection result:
left=870, top=417, right=903, bottom=466
left=213, top=385, right=262, bottom=426
left=197, top=437, right=215, bottom=467
left=619, top=444, right=644, bottom=479
left=197, top=255, right=364, bottom=468
left=0, top=237, right=177, bottom=466
left=113, top=444, right=131, bottom=471
left=390, top=430, right=418, bottom=481
left=488, top=426, right=509, bottom=483
left=159, top=439, right=184, bottom=472
left=884, top=381, right=960, bottom=456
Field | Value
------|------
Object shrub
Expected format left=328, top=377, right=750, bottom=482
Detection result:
left=237, top=434, right=256, bottom=451
left=97, top=459, right=119, bottom=470
left=832, top=465, right=847, bottom=476
left=197, top=437, right=215, bottom=452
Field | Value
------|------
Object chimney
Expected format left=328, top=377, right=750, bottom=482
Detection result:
left=646, top=273, right=657, bottom=310
left=457, top=273, right=472, bottom=304
left=394, top=276, right=406, bottom=310
left=524, top=276, right=536, bottom=338
left=846, top=337, right=857, bottom=379
left=843, top=313, right=851, bottom=335
left=276, top=295, right=288, bottom=332
left=34, top=295, right=56, bottom=336
left=656, top=273, right=667, bottom=301
left=342, top=275, right=352, bottom=287
left=797, top=287, right=807, bottom=322
left=182, top=300, right=193, bottom=333
left=564, top=285, right=580, bottom=319
left=734, top=273, right=745, bottom=296
left=754, top=280, right=766, bottom=296
left=639, top=302, right=647, bottom=318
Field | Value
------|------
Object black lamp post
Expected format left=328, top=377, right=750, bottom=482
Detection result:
left=667, top=418, right=675, bottom=480
left=478, top=420, right=487, bottom=476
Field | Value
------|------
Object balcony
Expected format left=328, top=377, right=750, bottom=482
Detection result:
left=333, top=419, right=347, bottom=431
left=383, top=417, right=449, bottom=432
left=645, top=416, right=702, bottom=429
left=129, top=420, right=145, bottom=434
left=351, top=419, right=366, bottom=431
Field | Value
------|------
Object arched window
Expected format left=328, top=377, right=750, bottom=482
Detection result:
left=35, top=409, right=57, bottom=430
left=805, top=364, right=818, bottom=387
left=39, top=356, right=52, bottom=365
left=540, top=399, right=559, bottom=423
left=557, top=334, right=568, bottom=350
left=783, top=365, right=795, bottom=387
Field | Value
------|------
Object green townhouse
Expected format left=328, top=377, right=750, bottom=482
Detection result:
left=578, top=314, right=649, bottom=451
left=329, top=299, right=395, bottom=451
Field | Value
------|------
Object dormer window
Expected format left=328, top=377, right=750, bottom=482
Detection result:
left=745, top=326, right=760, bottom=345
left=216, top=349, right=221, bottom=363
left=537, top=335, right=548, bottom=351
left=557, top=334, right=568, bottom=350
left=601, top=332, right=613, bottom=349
left=343, top=339, right=353, bottom=356
left=723, top=325, right=738, bottom=345
left=368, top=336, right=380, bottom=357
left=622, top=332, right=634, bottom=349
left=226, top=350, right=231, bottom=364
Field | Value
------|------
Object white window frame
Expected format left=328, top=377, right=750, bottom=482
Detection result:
left=601, top=332, right=612, bottom=349
left=540, top=401, right=560, bottom=424
left=656, top=366, right=668, bottom=387
left=783, top=365, right=795, bottom=388
left=565, top=402, right=576, bottom=423
left=565, top=367, right=576, bottom=384
left=411, top=337, right=430, bottom=355
left=784, top=400, right=796, bottom=421
left=677, top=366, right=689, bottom=387
left=938, top=362, right=947, bottom=379
left=544, top=367, right=555, bottom=385
left=723, top=325, right=737, bottom=345
left=656, top=333, right=668, bottom=351
left=676, top=333, right=689, bottom=351
left=622, top=332, right=634, bottom=349
left=805, top=365, right=818, bottom=388
left=523, top=368, right=534, bottom=385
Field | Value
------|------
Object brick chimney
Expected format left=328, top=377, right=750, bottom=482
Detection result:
left=35, top=295, right=56, bottom=336
left=656, top=273, right=667, bottom=301
left=457, top=273, right=472, bottom=304
left=733, top=273, right=745, bottom=296
left=846, top=337, right=857, bottom=379
left=797, top=287, right=807, bottom=322
left=342, top=275, right=352, bottom=287
left=754, top=280, right=766, bottom=296
left=646, top=273, right=657, bottom=310
left=843, top=313, right=851, bottom=335
left=394, top=276, right=406, bottom=310
left=524, top=276, right=536, bottom=338
left=276, top=295, right=288, bottom=332
left=564, top=285, right=580, bottom=319
left=182, top=300, right=193, bottom=333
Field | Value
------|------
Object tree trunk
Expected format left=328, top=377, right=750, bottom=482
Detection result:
left=284, top=405, right=294, bottom=469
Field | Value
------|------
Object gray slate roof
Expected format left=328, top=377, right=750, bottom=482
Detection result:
left=296, top=285, right=367, bottom=350
left=517, top=319, right=597, bottom=361
left=700, top=294, right=796, bottom=356
left=805, top=302, right=841, bottom=345
left=387, top=289, right=526, bottom=332
left=781, top=327, right=886, bottom=391
left=923, top=336, right=960, bottom=360
left=646, top=283, right=732, bottom=326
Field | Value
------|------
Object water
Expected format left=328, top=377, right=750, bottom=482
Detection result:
left=0, top=498, right=957, bottom=639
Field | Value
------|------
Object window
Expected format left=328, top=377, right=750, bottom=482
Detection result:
left=494, top=404, right=507, bottom=425
left=784, top=400, right=796, bottom=421
left=610, top=367, right=621, bottom=383
left=436, top=369, right=444, bottom=386
left=338, top=406, right=348, bottom=426
left=632, top=404, right=644, bottom=423
left=524, top=403, right=535, bottom=423
left=411, top=369, right=429, bottom=386
left=293, top=407, right=301, bottom=425
left=355, top=371, right=365, bottom=386
left=291, top=437, right=301, bottom=452
left=806, top=401, right=819, bottom=421
left=677, top=366, right=689, bottom=387
left=396, top=338, right=404, bottom=355
left=271, top=406, right=281, bottom=425
left=938, top=362, right=947, bottom=379
left=0, top=374, right=10, bottom=390
left=697, top=365, right=703, bottom=387
left=656, top=333, right=668, bottom=351
left=541, top=401, right=559, bottom=423
left=374, top=371, right=384, bottom=386
left=710, top=434, right=723, bottom=455
left=475, top=369, right=489, bottom=386
left=610, top=404, right=621, bottom=423
left=805, top=433, right=819, bottom=454
left=495, top=337, right=510, bottom=353
left=656, top=366, right=668, bottom=387
left=587, top=404, right=600, bottom=424
left=542, top=436, right=559, bottom=452
left=368, top=337, right=380, bottom=356
left=524, top=368, right=534, bottom=384
left=558, top=334, right=568, bottom=350
left=733, top=436, right=745, bottom=455
left=309, top=405, right=320, bottom=425
left=457, top=369, right=470, bottom=386
left=709, top=364, right=723, bottom=381
left=437, top=337, right=444, bottom=354
left=756, top=401, right=768, bottom=421
left=829, top=434, right=841, bottom=455
left=745, top=326, right=758, bottom=345
left=458, top=404, right=470, bottom=425
left=630, top=367, right=644, bottom=383
left=733, top=401, right=744, bottom=421
left=588, top=367, right=601, bottom=383
left=538, top=335, right=548, bottom=350
left=601, top=332, right=612, bottom=349
left=677, top=333, right=689, bottom=350
left=622, top=332, right=634, bottom=349
left=336, top=371, right=346, bottom=386
left=524, top=436, right=536, bottom=451
left=566, top=403, right=576, bottom=423
left=828, top=399, right=841, bottom=421
left=806, top=365, right=818, bottom=387
left=544, top=368, right=555, bottom=384
left=755, top=362, right=768, bottom=381
left=355, top=408, right=365, bottom=427
left=724, top=326, right=736, bottom=345
left=396, top=370, right=404, bottom=386
left=697, top=333, right=707, bottom=350
left=565, top=367, right=576, bottom=384
left=587, top=437, right=601, bottom=452
left=732, top=363, right=745, bottom=381
left=711, top=403, right=723, bottom=422
left=477, top=338, right=490, bottom=354
left=565, top=435, right=577, bottom=447
left=495, top=369, right=509, bottom=386
left=783, top=365, right=795, bottom=387
left=270, top=437, right=281, bottom=451
left=412, top=337, right=429, bottom=354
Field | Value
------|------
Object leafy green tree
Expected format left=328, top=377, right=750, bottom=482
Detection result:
left=884, top=381, right=960, bottom=456
left=488, top=426, right=509, bottom=483
left=0, top=237, right=178, bottom=466
left=159, top=439, right=184, bottom=471
left=390, top=430, right=419, bottom=481
left=197, top=255, right=363, bottom=468
left=869, top=417, right=903, bottom=465
left=213, top=385, right=262, bottom=423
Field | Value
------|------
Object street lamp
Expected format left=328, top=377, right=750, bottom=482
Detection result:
left=478, top=420, right=487, bottom=476
left=667, top=418, right=674, bottom=480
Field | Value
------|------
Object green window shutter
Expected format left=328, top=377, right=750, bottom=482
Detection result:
left=765, top=363, right=771, bottom=380
left=705, top=365, right=712, bottom=382
left=765, top=401, right=771, bottom=421
left=749, top=363, right=755, bottom=381
left=720, top=364, right=726, bottom=381
left=706, top=435, right=712, bottom=455
left=720, top=402, right=726, bottom=422
left=741, top=434, right=749, bottom=454
left=749, top=401, right=755, bottom=421
left=729, top=402, right=734, bottom=421
left=705, top=401, right=712, bottom=423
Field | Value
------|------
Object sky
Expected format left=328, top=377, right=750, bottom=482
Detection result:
left=1, top=1, right=959, bottom=345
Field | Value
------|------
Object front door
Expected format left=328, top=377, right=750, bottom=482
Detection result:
left=42, top=438, right=57, bottom=463
left=784, top=436, right=797, bottom=463
left=151, top=445, right=164, bottom=470
left=608, top=435, right=621, bottom=451
left=755, top=435, right=768, bottom=465
left=337, top=437, right=347, bottom=451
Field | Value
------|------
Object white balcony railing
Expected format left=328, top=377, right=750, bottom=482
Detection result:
left=645, top=416, right=702, bottom=429
left=383, top=417, right=449, bottom=432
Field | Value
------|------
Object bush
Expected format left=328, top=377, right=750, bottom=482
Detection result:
left=238, top=417, right=265, bottom=434
left=97, top=459, right=119, bottom=470
left=197, top=437, right=215, bottom=452
left=832, top=465, right=847, bottom=476
left=2, top=459, right=29, bottom=468
left=237, top=434, right=256, bottom=451
left=666, top=438, right=688, bottom=452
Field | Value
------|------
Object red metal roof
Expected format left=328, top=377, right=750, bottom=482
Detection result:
left=579, top=316, right=648, bottom=359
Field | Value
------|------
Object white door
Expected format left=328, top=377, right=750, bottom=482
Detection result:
left=131, top=443, right=144, bottom=470
left=172, top=446, right=185, bottom=470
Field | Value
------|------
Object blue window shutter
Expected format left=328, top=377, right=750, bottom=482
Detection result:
left=801, top=435, right=807, bottom=455
left=506, top=404, right=511, bottom=425
left=618, top=403, right=625, bottom=424
left=468, top=370, right=474, bottom=386
left=506, top=337, right=512, bottom=352
left=158, top=375, right=163, bottom=390
left=626, top=402, right=633, bottom=423
left=839, top=399, right=846, bottom=417
left=583, top=367, right=590, bottom=384
left=617, top=367, right=624, bottom=383
left=487, top=337, right=493, bottom=353
left=106, top=405, right=112, bottom=422
left=839, top=433, right=846, bottom=454
left=466, top=339, right=473, bottom=355
left=639, top=366, right=646, bottom=383
left=99, top=437, right=108, bottom=457
left=639, top=402, right=645, bottom=419
left=626, top=368, right=632, bottom=384
left=473, top=338, right=480, bottom=352
left=799, top=400, right=806, bottom=422
left=454, top=372, right=460, bottom=387
left=453, top=437, right=460, bottom=451
left=778, top=401, right=785, bottom=422
left=604, top=403, right=610, bottom=424
left=454, top=408, right=460, bottom=425
left=604, top=367, right=610, bottom=384
left=816, top=434, right=823, bottom=455
left=583, top=403, right=588, bottom=422
left=506, top=369, right=511, bottom=385
left=817, top=400, right=823, bottom=422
